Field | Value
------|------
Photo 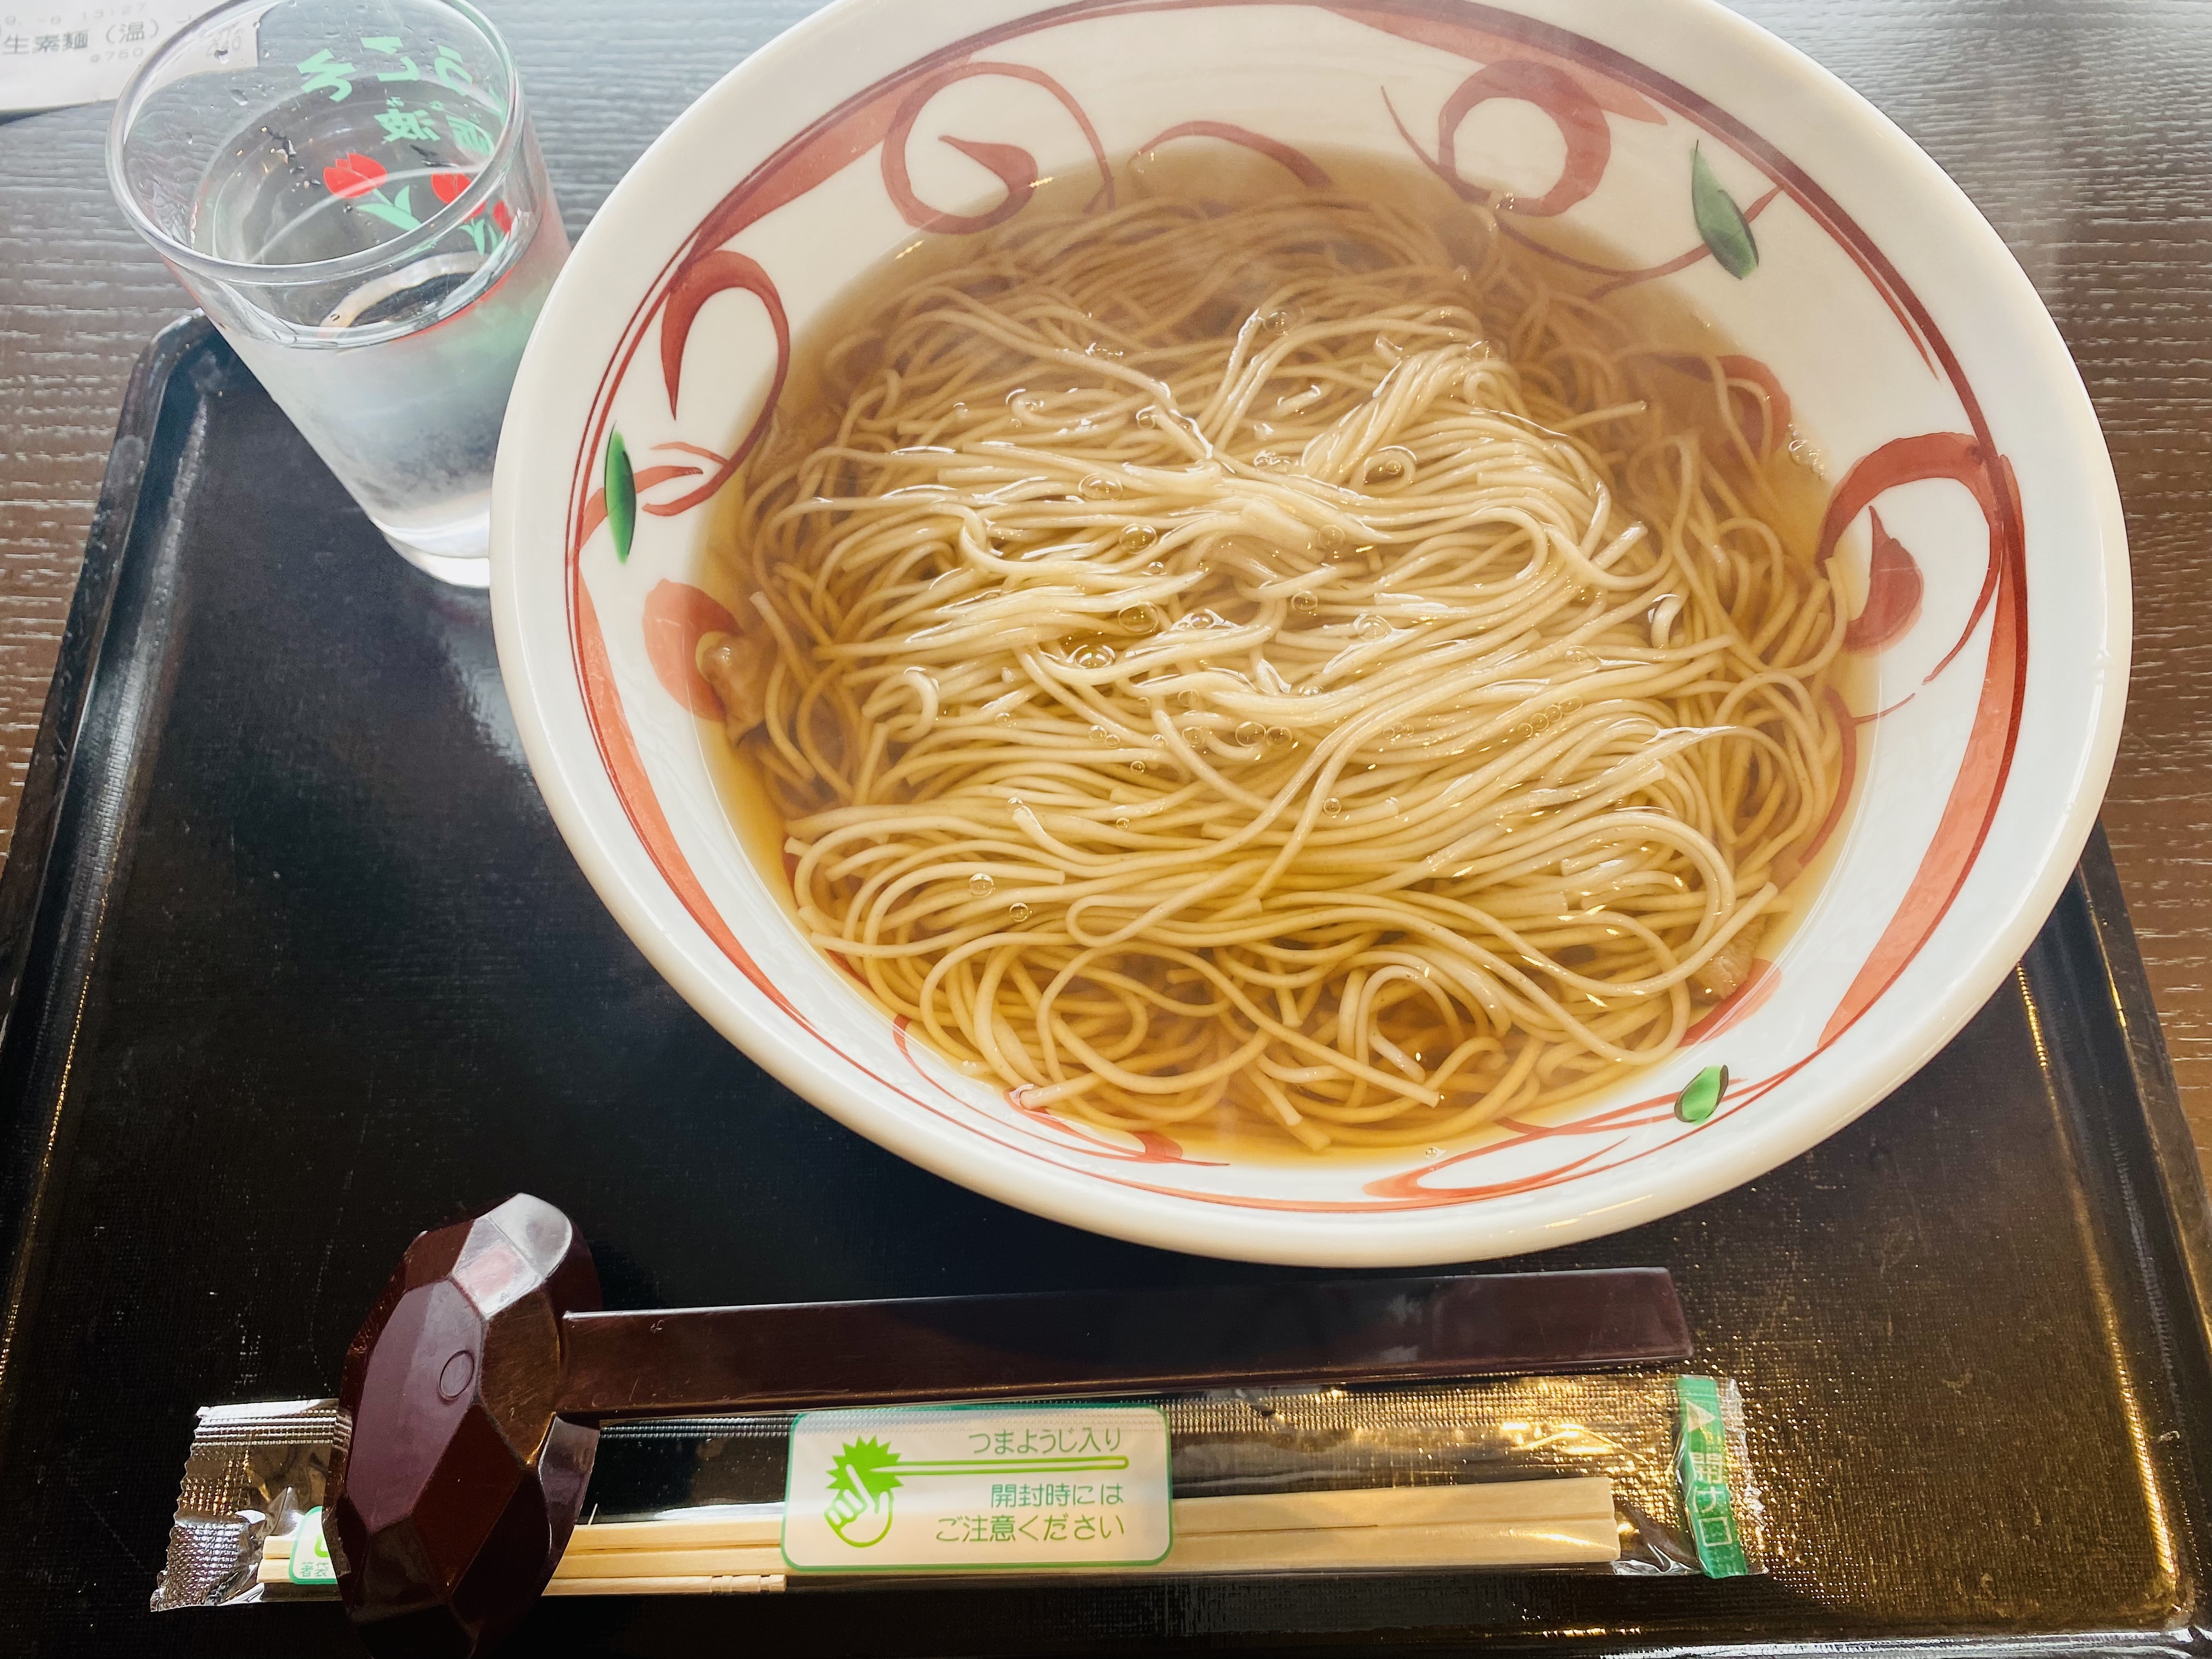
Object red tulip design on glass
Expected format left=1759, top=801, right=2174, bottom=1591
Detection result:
left=322, top=151, right=421, bottom=233
left=431, top=170, right=516, bottom=253
left=323, top=151, right=385, bottom=198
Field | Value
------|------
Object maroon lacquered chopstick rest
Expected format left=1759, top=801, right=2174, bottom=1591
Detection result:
left=324, top=1194, right=1691, bottom=1656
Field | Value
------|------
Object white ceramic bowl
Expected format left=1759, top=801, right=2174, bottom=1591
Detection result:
left=492, top=0, right=2128, bottom=1265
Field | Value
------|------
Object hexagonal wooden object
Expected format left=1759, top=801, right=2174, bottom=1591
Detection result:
left=325, top=1195, right=600, bottom=1657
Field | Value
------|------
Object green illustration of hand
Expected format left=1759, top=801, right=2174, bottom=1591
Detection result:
left=825, top=1475, right=898, bottom=1545
left=826, top=1438, right=903, bottom=1547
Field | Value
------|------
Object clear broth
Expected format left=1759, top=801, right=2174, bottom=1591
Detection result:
left=703, top=148, right=1866, bottom=1161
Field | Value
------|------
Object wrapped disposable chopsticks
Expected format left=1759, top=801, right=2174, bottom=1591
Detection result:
left=151, top=1371, right=1763, bottom=1610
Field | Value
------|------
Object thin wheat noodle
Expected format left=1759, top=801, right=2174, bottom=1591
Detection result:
left=702, top=178, right=1846, bottom=1153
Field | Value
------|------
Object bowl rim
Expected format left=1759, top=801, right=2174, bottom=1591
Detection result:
left=492, top=0, right=2130, bottom=1265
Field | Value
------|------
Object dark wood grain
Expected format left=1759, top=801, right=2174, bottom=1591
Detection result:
left=4, top=0, right=2209, bottom=1179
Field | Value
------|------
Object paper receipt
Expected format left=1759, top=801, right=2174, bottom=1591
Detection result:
left=0, top=2, right=236, bottom=114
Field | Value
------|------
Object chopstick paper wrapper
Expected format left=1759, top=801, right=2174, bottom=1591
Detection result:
left=153, top=1373, right=1763, bottom=1609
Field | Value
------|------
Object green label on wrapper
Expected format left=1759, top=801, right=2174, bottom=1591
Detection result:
left=1675, top=1375, right=1752, bottom=1577
left=782, top=1404, right=1172, bottom=1571
left=289, top=1506, right=337, bottom=1584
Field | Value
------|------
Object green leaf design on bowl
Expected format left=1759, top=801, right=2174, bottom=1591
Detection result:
left=1691, top=146, right=1759, bottom=280
left=605, top=430, right=637, bottom=563
left=1676, top=1063, right=1730, bottom=1124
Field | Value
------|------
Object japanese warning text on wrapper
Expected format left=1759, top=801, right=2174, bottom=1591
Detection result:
left=781, top=1406, right=1172, bottom=1571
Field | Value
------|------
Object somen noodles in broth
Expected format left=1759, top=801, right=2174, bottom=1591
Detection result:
left=697, top=158, right=1847, bottom=1154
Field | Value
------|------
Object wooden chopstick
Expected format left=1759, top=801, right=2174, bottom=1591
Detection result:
left=1160, top=1516, right=1620, bottom=1569
left=259, top=1478, right=1618, bottom=1590
left=562, top=1512, right=782, bottom=1553
left=543, top=1575, right=784, bottom=1595
left=1169, top=1477, right=1613, bottom=1534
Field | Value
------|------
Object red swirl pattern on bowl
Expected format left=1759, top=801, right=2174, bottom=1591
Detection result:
left=494, top=0, right=2095, bottom=1255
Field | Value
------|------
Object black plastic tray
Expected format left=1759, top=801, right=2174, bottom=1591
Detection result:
left=3, top=318, right=2210, bottom=1656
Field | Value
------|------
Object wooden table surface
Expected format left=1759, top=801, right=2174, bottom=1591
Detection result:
left=4, top=0, right=2209, bottom=1177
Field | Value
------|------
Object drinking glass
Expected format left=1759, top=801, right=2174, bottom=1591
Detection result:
left=106, top=0, right=566, bottom=586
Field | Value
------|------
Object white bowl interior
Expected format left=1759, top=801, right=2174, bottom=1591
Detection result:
left=492, top=0, right=2128, bottom=1263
